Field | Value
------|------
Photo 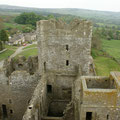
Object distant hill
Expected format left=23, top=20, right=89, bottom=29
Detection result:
left=0, top=4, right=120, bottom=25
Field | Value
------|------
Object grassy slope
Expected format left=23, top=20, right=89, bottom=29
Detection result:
left=0, top=50, right=14, bottom=61
left=0, top=45, right=17, bottom=61
left=4, top=23, right=26, bottom=30
left=93, top=39, right=120, bottom=76
left=0, top=45, right=38, bottom=61
left=16, top=48, right=38, bottom=58
left=102, top=39, right=120, bottom=62
left=94, top=56, right=120, bottom=76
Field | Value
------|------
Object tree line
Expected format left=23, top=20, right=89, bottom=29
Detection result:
left=14, top=12, right=54, bottom=26
left=0, top=29, right=8, bottom=50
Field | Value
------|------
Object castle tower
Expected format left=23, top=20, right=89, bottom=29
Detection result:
left=37, top=19, right=92, bottom=75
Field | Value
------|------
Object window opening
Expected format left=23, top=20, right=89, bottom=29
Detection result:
left=47, top=85, right=52, bottom=93
left=66, top=60, right=69, bottom=66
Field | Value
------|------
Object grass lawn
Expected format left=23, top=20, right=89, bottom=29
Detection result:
left=94, top=56, right=120, bottom=76
left=16, top=48, right=38, bottom=58
left=5, top=45, right=18, bottom=50
left=23, top=44, right=37, bottom=50
left=92, top=48, right=120, bottom=76
left=0, top=49, right=15, bottom=61
left=91, top=39, right=120, bottom=76
left=4, top=23, right=27, bottom=31
left=102, top=39, right=120, bottom=62
left=0, top=45, right=18, bottom=61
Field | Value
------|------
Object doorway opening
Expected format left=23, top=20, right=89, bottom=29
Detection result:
left=86, top=112, right=92, bottom=120
left=2, top=105, right=8, bottom=118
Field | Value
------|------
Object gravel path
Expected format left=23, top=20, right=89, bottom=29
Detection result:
left=0, top=42, right=37, bottom=69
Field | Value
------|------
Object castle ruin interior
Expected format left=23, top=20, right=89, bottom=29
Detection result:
left=0, top=19, right=120, bottom=120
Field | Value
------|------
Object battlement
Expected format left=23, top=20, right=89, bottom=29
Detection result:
left=37, top=19, right=92, bottom=38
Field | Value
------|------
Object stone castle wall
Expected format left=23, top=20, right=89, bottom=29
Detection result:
left=0, top=56, right=39, bottom=120
left=37, top=19, right=92, bottom=75
left=4, top=56, right=38, bottom=77
left=0, top=19, right=94, bottom=120
left=73, top=75, right=120, bottom=120
left=22, top=73, right=48, bottom=120
left=36, top=19, right=93, bottom=115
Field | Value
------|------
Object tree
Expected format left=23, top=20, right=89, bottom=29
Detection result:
left=0, top=40, right=3, bottom=50
left=0, top=18, right=5, bottom=50
left=92, top=28, right=101, bottom=50
left=48, top=14, right=55, bottom=19
left=0, top=17, right=4, bottom=30
left=0, top=30, right=9, bottom=48
left=15, top=12, right=45, bottom=26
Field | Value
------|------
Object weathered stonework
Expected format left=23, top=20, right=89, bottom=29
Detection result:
left=37, top=19, right=92, bottom=75
left=0, top=57, right=39, bottom=120
left=73, top=73, right=120, bottom=120
left=4, top=56, right=38, bottom=76
left=0, top=19, right=119, bottom=120
left=22, top=19, right=93, bottom=120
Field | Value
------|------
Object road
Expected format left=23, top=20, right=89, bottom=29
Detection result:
left=0, top=42, right=37, bottom=69
left=8, top=46, right=24, bottom=60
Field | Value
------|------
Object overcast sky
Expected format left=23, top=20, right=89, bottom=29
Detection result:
left=0, top=0, right=120, bottom=12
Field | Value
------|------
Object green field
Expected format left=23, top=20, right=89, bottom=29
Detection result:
left=92, top=39, right=120, bottom=76
left=5, top=45, right=18, bottom=50
left=0, top=49, right=14, bottom=61
left=0, top=45, right=38, bottom=61
left=0, top=45, right=17, bottom=61
left=102, top=39, right=120, bottom=63
left=4, top=23, right=27, bottom=31
left=94, top=56, right=120, bottom=76
left=16, top=48, right=38, bottom=58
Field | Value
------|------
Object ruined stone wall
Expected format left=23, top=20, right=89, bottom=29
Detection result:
left=37, top=19, right=92, bottom=75
left=46, top=72, right=76, bottom=100
left=63, top=102, right=74, bottom=120
left=73, top=75, right=120, bottom=120
left=80, top=106, right=120, bottom=120
left=37, top=72, right=74, bottom=117
left=0, top=70, right=10, bottom=120
left=81, top=76, right=117, bottom=107
left=72, top=75, right=82, bottom=120
left=4, top=56, right=38, bottom=77
left=22, top=73, right=48, bottom=120
left=9, top=71, right=39, bottom=120
left=110, top=72, right=120, bottom=106
left=0, top=68, right=39, bottom=120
